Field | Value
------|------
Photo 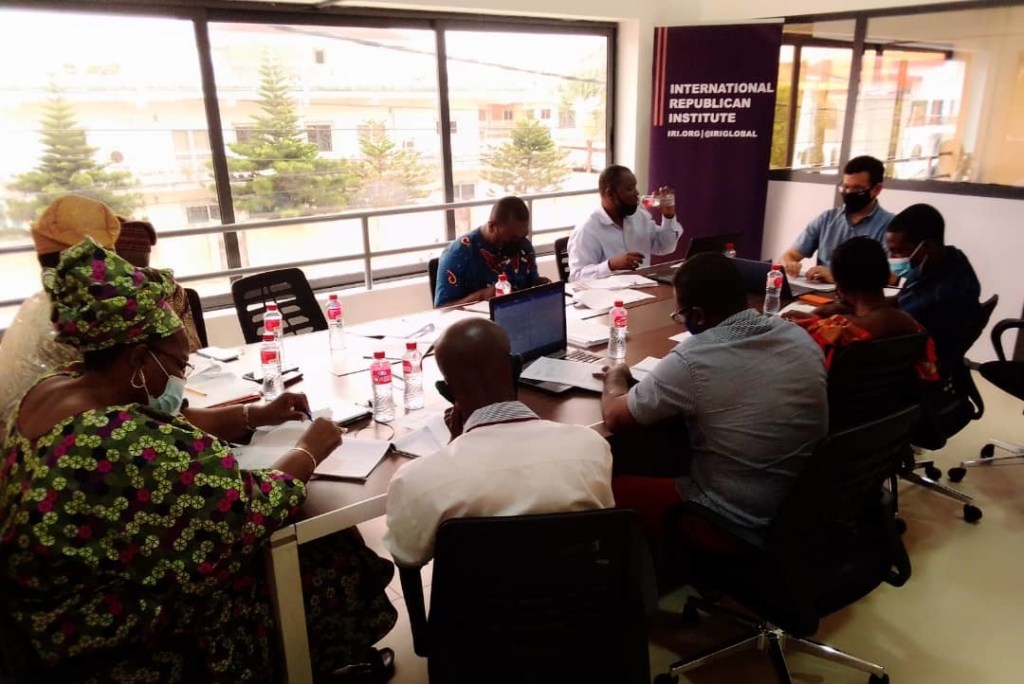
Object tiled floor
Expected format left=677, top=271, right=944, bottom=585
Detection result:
left=358, top=371, right=1024, bottom=683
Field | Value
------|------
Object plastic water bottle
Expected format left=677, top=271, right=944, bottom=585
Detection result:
left=402, top=342, right=424, bottom=411
left=724, top=242, right=737, bottom=259
left=327, top=294, right=346, bottom=375
left=264, top=302, right=285, bottom=365
left=370, top=351, right=395, bottom=423
left=764, top=264, right=783, bottom=315
left=260, top=332, right=283, bottom=401
left=608, top=300, right=628, bottom=361
left=495, top=274, right=512, bottom=297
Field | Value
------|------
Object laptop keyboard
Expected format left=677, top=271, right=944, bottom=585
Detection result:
left=564, top=349, right=603, bottom=364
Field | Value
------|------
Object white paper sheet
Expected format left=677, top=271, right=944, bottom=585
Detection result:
left=463, top=300, right=491, bottom=313
left=630, top=356, right=663, bottom=381
left=392, top=413, right=451, bottom=458
left=520, top=357, right=604, bottom=392
left=314, top=439, right=392, bottom=481
left=779, top=302, right=817, bottom=316
left=669, top=331, right=692, bottom=343
left=884, top=287, right=902, bottom=297
left=572, top=288, right=655, bottom=313
left=578, top=274, right=659, bottom=290
left=791, top=275, right=837, bottom=292
left=567, top=318, right=609, bottom=348
left=184, top=361, right=262, bottom=408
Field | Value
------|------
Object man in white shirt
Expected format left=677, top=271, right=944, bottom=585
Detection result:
left=383, top=318, right=614, bottom=566
left=567, top=165, right=683, bottom=281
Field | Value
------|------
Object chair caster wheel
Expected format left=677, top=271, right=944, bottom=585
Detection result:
left=869, top=674, right=890, bottom=684
left=894, top=518, right=907, bottom=535
left=654, top=674, right=678, bottom=684
left=963, top=504, right=982, bottom=523
left=980, top=443, right=995, bottom=458
left=923, top=464, right=942, bottom=480
left=947, top=467, right=966, bottom=483
left=681, top=602, right=701, bottom=626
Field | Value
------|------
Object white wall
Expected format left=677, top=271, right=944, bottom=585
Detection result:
left=762, top=180, right=1023, bottom=361
left=695, top=0, right=970, bottom=22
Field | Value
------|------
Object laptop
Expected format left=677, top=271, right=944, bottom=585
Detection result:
left=649, top=232, right=745, bottom=283
left=731, top=257, right=794, bottom=299
left=489, top=281, right=602, bottom=393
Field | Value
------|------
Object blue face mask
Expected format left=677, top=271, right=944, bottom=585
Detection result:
left=146, top=352, right=186, bottom=414
left=888, top=258, right=912, bottom=279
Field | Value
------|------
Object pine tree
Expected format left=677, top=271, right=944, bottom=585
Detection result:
left=482, top=119, right=571, bottom=194
left=8, top=88, right=142, bottom=224
left=352, top=120, right=433, bottom=208
left=228, top=59, right=357, bottom=217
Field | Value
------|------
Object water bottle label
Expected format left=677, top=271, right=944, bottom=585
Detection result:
left=328, top=306, right=342, bottom=321
left=260, top=348, right=278, bottom=364
left=613, top=311, right=628, bottom=328
left=265, top=318, right=281, bottom=332
left=767, top=275, right=782, bottom=289
left=372, top=367, right=392, bottom=385
left=403, top=360, right=418, bottom=374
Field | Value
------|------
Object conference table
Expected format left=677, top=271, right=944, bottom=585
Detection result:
left=202, top=266, right=707, bottom=683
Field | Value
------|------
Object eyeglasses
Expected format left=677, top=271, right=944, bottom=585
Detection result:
left=669, top=308, right=693, bottom=325
left=153, top=349, right=194, bottom=379
left=836, top=183, right=873, bottom=194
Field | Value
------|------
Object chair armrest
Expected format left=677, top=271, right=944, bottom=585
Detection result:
left=397, top=564, right=430, bottom=657
left=992, top=319, right=1024, bottom=362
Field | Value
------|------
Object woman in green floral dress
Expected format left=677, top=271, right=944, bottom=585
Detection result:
left=0, top=239, right=397, bottom=683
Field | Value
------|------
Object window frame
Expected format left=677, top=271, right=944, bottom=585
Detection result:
left=771, top=0, right=1024, bottom=201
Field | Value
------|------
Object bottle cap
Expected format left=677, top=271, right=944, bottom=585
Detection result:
left=614, top=300, right=624, bottom=308
left=262, top=333, right=275, bottom=342
left=406, top=342, right=417, bottom=351
left=329, top=293, right=338, bottom=301
left=266, top=302, right=278, bottom=311
left=726, top=243, right=735, bottom=249
left=771, top=264, right=782, bottom=270
left=373, top=351, right=385, bottom=359
left=498, top=274, right=508, bottom=281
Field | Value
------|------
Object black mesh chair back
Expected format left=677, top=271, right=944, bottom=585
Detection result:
left=554, top=236, right=570, bottom=282
left=980, top=318, right=1024, bottom=403
left=183, top=287, right=208, bottom=349
left=230, top=268, right=327, bottom=344
left=428, top=257, right=440, bottom=303
left=827, top=333, right=927, bottom=431
left=400, top=509, right=650, bottom=684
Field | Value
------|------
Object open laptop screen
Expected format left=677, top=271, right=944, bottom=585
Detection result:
left=489, top=281, right=567, bottom=361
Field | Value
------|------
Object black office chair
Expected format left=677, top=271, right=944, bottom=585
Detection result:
left=554, top=236, right=570, bottom=282
left=183, top=287, right=209, bottom=349
left=948, top=318, right=1024, bottom=481
left=230, top=268, right=327, bottom=344
left=656, top=406, right=918, bottom=684
left=399, top=509, right=651, bottom=684
left=428, top=257, right=440, bottom=303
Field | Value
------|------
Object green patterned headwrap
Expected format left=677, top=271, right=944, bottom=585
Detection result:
left=45, top=237, right=183, bottom=352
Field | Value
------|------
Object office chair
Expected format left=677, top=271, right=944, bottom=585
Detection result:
left=427, top=257, right=440, bottom=303
left=398, top=509, right=651, bottom=684
left=230, top=268, right=327, bottom=344
left=655, top=406, right=918, bottom=684
left=554, top=236, right=570, bottom=282
left=899, top=294, right=998, bottom=521
left=183, top=287, right=209, bottom=348
left=948, top=318, right=1024, bottom=481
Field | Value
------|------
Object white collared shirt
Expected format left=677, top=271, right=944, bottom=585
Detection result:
left=567, top=207, right=683, bottom=281
left=383, top=401, right=614, bottom=566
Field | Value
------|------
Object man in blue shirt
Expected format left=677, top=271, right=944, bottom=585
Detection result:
left=433, top=196, right=547, bottom=308
left=886, top=203, right=982, bottom=377
left=781, top=155, right=894, bottom=284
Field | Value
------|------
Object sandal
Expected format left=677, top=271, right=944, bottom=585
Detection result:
left=327, top=647, right=396, bottom=683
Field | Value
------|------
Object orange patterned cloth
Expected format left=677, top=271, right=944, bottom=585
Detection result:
left=795, top=314, right=939, bottom=381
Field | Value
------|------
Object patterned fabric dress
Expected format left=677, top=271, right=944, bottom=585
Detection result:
left=0, top=403, right=396, bottom=683
left=795, top=314, right=939, bottom=380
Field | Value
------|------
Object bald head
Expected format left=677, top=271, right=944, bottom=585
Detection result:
left=436, top=318, right=517, bottom=410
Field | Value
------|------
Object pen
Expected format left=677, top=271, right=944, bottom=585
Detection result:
left=362, top=355, right=402, bottom=362
left=302, top=409, right=313, bottom=421
left=186, top=386, right=208, bottom=397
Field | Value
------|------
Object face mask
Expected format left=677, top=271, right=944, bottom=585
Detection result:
left=146, top=352, right=186, bottom=414
left=888, top=257, right=912, bottom=279
left=841, top=189, right=873, bottom=213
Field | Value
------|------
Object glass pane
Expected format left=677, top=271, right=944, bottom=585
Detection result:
left=0, top=9, right=222, bottom=299
left=770, top=45, right=796, bottom=169
left=857, top=7, right=1024, bottom=185
left=445, top=30, right=608, bottom=201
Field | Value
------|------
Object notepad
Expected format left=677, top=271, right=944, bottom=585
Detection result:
left=580, top=274, right=659, bottom=289
left=572, top=288, right=655, bottom=313
left=669, top=330, right=692, bottom=343
left=314, top=439, right=392, bottom=481
left=567, top=318, right=610, bottom=348
left=520, top=357, right=604, bottom=393
left=630, top=356, right=662, bottom=381
left=392, top=413, right=451, bottom=458
left=792, top=275, right=837, bottom=292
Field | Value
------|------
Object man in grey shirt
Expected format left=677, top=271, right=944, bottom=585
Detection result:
left=600, top=253, right=828, bottom=534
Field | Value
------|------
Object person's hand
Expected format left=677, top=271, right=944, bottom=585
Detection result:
left=782, top=259, right=802, bottom=277
left=476, top=285, right=497, bottom=302
left=253, top=392, right=310, bottom=427
left=295, top=417, right=344, bottom=463
left=805, top=266, right=834, bottom=284
left=444, top=405, right=465, bottom=441
left=597, top=363, right=636, bottom=389
left=656, top=186, right=676, bottom=218
left=609, top=252, right=645, bottom=271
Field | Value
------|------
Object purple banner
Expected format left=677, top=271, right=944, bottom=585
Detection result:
left=648, top=23, right=782, bottom=262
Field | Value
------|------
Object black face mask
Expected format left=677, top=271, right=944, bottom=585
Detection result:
left=841, top=189, right=874, bottom=213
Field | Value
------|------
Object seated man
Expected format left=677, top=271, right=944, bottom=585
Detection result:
left=886, top=203, right=982, bottom=377
left=434, top=196, right=547, bottom=307
left=786, top=236, right=938, bottom=379
left=600, top=253, right=827, bottom=536
left=0, top=194, right=121, bottom=421
left=384, top=318, right=614, bottom=566
left=781, top=155, right=894, bottom=284
left=567, top=164, right=682, bottom=281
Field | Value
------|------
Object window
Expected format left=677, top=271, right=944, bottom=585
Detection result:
left=540, top=108, right=552, bottom=120
left=314, top=48, right=325, bottom=65
left=772, top=5, right=1024, bottom=188
left=186, top=204, right=221, bottom=224
left=235, top=125, right=256, bottom=144
left=435, top=120, right=458, bottom=134
left=306, top=124, right=333, bottom=152
left=502, top=109, right=514, bottom=121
